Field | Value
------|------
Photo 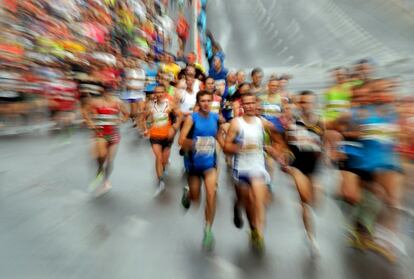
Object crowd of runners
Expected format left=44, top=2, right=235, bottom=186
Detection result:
left=1, top=0, right=413, bottom=265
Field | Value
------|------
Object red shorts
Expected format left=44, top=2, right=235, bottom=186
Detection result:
left=95, top=128, right=120, bottom=145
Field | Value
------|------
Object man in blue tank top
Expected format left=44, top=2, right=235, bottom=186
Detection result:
left=179, top=90, right=224, bottom=251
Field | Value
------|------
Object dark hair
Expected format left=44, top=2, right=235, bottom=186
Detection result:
left=299, top=90, right=315, bottom=96
left=196, top=90, right=213, bottom=103
left=355, top=58, right=372, bottom=65
left=241, top=92, right=256, bottom=102
left=205, top=76, right=215, bottom=83
left=331, top=67, right=348, bottom=73
left=268, top=75, right=279, bottom=83
left=154, top=84, right=166, bottom=92
left=228, top=82, right=251, bottom=101
left=251, top=67, right=263, bottom=77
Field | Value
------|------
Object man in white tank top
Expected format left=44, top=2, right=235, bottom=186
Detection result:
left=224, top=93, right=286, bottom=253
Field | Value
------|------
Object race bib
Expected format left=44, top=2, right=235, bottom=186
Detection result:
left=194, top=136, right=215, bottom=155
left=262, top=103, right=281, bottom=117
left=360, top=123, right=397, bottom=143
left=288, top=125, right=322, bottom=152
left=241, top=140, right=260, bottom=154
left=153, top=112, right=169, bottom=127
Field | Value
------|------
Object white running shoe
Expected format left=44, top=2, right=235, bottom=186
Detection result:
left=153, top=180, right=166, bottom=197
left=308, top=236, right=321, bottom=259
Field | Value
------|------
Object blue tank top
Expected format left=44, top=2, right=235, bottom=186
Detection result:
left=189, top=112, right=219, bottom=171
left=356, top=105, right=400, bottom=171
left=144, top=64, right=158, bottom=92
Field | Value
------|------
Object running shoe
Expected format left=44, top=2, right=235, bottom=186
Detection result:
left=202, top=226, right=215, bottom=251
left=233, top=201, right=243, bottom=229
left=364, top=238, right=397, bottom=263
left=95, top=181, right=112, bottom=197
left=181, top=186, right=191, bottom=209
left=89, top=171, right=104, bottom=192
left=307, top=235, right=321, bottom=259
left=250, top=229, right=265, bottom=254
left=153, top=179, right=166, bottom=197
left=346, top=228, right=366, bottom=251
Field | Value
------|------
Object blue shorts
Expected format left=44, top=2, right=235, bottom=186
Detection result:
left=233, top=169, right=270, bottom=187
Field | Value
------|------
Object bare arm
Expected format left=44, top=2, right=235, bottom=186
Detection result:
left=82, top=99, right=96, bottom=129
left=262, top=118, right=290, bottom=163
left=141, top=101, right=151, bottom=134
left=178, top=115, right=194, bottom=152
left=118, top=99, right=130, bottom=123
left=172, top=102, right=183, bottom=131
left=223, top=119, right=240, bottom=155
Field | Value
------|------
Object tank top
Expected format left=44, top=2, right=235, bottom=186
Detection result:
left=189, top=112, right=219, bottom=170
left=180, top=90, right=197, bottom=114
left=324, top=82, right=353, bottom=121
left=355, top=104, right=400, bottom=171
left=287, top=115, right=323, bottom=152
left=94, top=103, right=120, bottom=135
left=149, top=99, right=172, bottom=139
left=260, top=94, right=283, bottom=131
left=210, top=95, right=221, bottom=114
left=233, top=117, right=266, bottom=174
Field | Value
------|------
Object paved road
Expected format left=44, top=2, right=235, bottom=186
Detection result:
left=0, top=127, right=413, bottom=279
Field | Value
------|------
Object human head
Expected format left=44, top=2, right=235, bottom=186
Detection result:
left=278, top=74, right=291, bottom=88
left=331, top=67, right=348, bottom=84
left=251, top=67, right=263, bottom=87
left=227, top=71, right=237, bottom=85
left=298, top=90, right=316, bottom=115
left=154, top=85, right=166, bottom=101
left=196, top=90, right=213, bottom=113
left=185, top=64, right=196, bottom=77
left=212, top=55, right=223, bottom=71
left=186, top=52, right=196, bottom=65
left=205, top=77, right=215, bottom=93
left=236, top=70, right=246, bottom=84
left=238, top=82, right=251, bottom=95
left=185, top=70, right=195, bottom=89
left=241, top=93, right=257, bottom=116
left=267, top=75, right=279, bottom=94
left=354, top=59, right=374, bottom=81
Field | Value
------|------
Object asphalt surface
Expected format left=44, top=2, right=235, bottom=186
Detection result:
left=0, top=127, right=413, bottom=279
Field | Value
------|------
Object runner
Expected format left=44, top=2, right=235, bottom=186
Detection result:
left=204, top=76, right=221, bottom=114
left=250, top=67, right=264, bottom=96
left=123, top=57, right=146, bottom=131
left=282, top=91, right=324, bottom=258
left=208, top=52, right=228, bottom=81
left=259, top=75, right=284, bottom=131
left=224, top=92, right=285, bottom=253
left=358, top=79, right=403, bottom=261
left=236, top=70, right=246, bottom=85
left=143, top=85, right=181, bottom=196
left=83, top=84, right=129, bottom=195
left=323, top=67, right=353, bottom=129
left=179, top=90, right=224, bottom=251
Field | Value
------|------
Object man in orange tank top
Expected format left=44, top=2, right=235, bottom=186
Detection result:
left=142, top=85, right=182, bottom=196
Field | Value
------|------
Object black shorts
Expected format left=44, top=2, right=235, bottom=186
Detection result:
left=338, top=160, right=373, bottom=181
left=289, top=147, right=320, bottom=175
left=150, top=138, right=173, bottom=149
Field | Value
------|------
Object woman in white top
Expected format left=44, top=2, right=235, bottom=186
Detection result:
left=224, top=93, right=287, bottom=253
